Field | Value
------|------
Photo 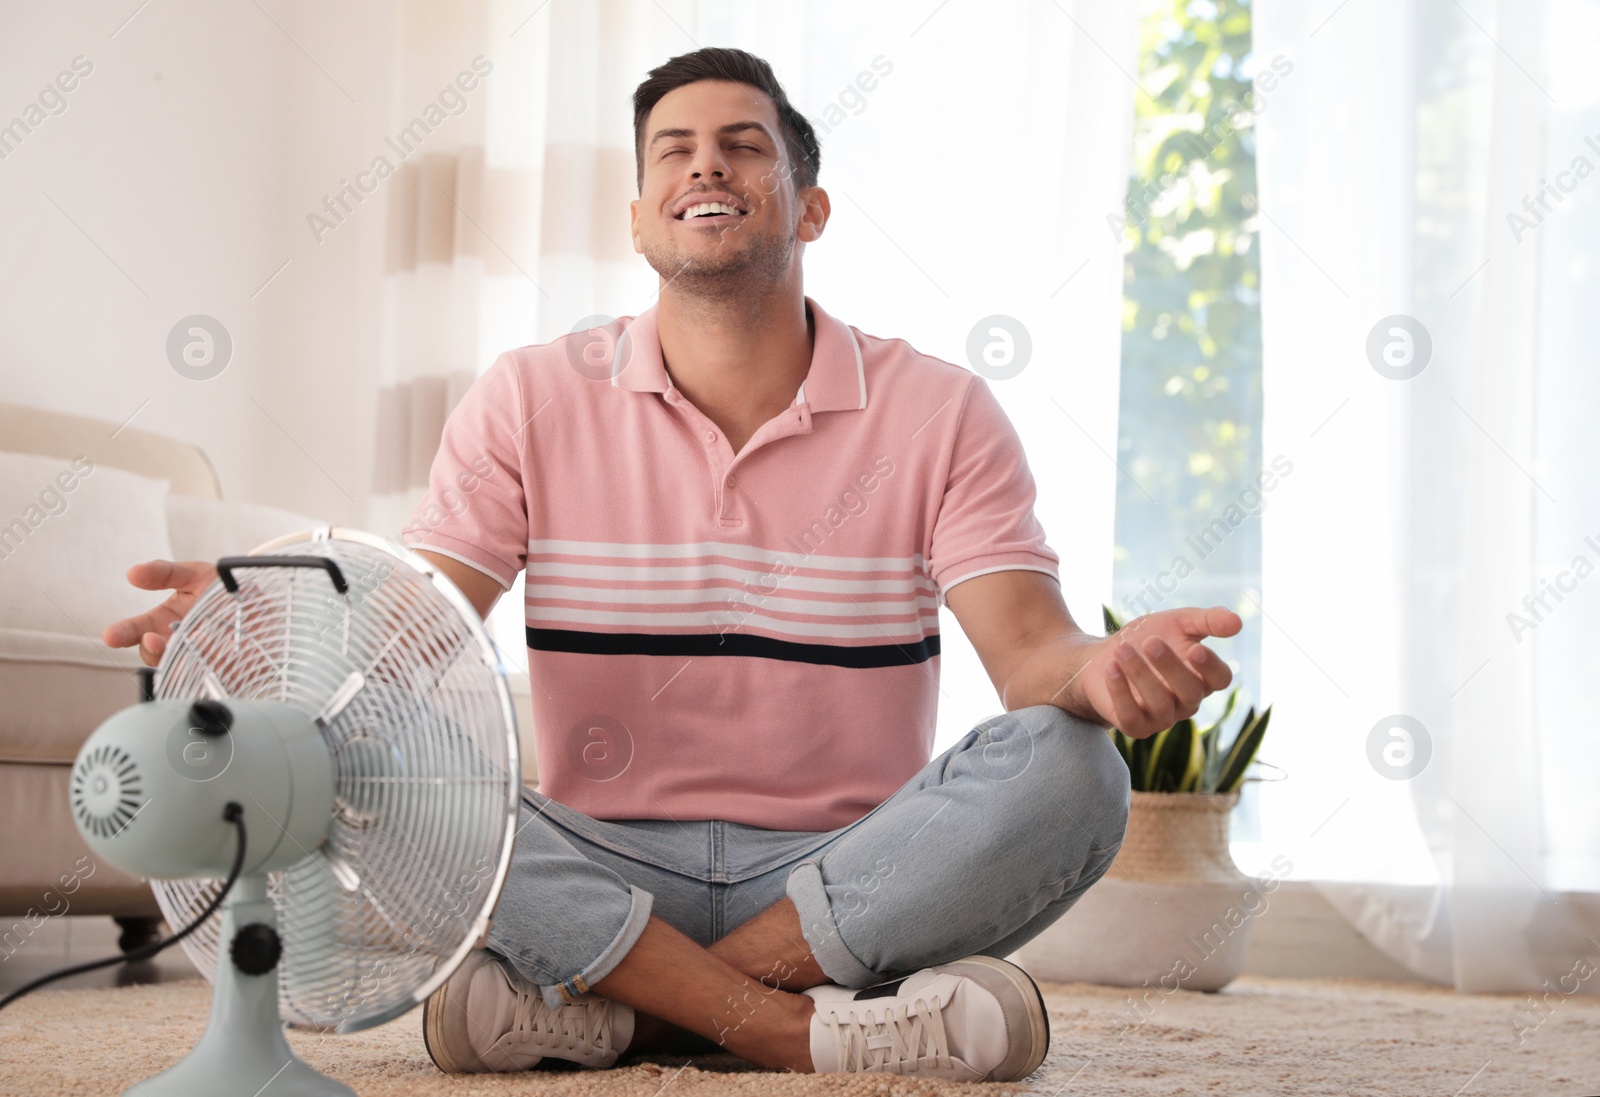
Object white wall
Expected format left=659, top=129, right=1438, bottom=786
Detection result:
left=0, top=0, right=391, bottom=525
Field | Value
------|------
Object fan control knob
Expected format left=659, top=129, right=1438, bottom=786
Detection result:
left=188, top=700, right=233, bottom=738
left=230, top=923, right=282, bottom=976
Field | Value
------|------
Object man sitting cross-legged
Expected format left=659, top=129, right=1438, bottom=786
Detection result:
left=105, top=46, right=1241, bottom=1083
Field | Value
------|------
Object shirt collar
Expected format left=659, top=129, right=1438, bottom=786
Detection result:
left=611, top=295, right=867, bottom=414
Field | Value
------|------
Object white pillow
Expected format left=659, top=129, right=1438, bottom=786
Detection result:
left=166, top=494, right=327, bottom=564
left=0, top=452, right=174, bottom=636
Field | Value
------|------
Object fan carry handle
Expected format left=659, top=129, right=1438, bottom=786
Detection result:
left=215, top=555, right=349, bottom=595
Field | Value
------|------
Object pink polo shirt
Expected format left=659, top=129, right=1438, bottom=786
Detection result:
left=400, top=295, right=1059, bottom=831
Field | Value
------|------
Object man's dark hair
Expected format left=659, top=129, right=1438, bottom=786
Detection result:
left=632, top=47, right=821, bottom=197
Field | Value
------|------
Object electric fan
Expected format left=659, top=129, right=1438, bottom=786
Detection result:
left=66, top=528, right=521, bottom=1096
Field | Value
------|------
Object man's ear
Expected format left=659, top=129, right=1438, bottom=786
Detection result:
left=629, top=198, right=642, bottom=253
left=797, top=186, right=830, bottom=244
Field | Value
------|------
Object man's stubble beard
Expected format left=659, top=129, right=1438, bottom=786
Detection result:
left=641, top=215, right=797, bottom=302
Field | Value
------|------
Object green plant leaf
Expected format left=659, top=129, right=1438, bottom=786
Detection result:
left=1131, top=726, right=1162, bottom=791
left=1196, top=697, right=1228, bottom=789
left=1204, top=704, right=1252, bottom=792
left=1150, top=717, right=1197, bottom=792
left=1216, top=705, right=1272, bottom=793
left=1197, top=688, right=1239, bottom=739
left=1181, top=717, right=1207, bottom=791
left=1200, top=717, right=1222, bottom=792
left=1197, top=690, right=1238, bottom=792
left=1102, top=604, right=1126, bottom=635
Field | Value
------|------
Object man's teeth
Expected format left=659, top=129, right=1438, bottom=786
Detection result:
left=678, top=202, right=743, bottom=219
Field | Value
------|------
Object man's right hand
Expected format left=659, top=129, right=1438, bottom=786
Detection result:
left=102, top=551, right=501, bottom=670
left=102, top=560, right=220, bottom=667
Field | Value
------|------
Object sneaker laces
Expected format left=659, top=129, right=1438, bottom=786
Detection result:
left=506, top=986, right=616, bottom=1057
left=821, top=994, right=953, bottom=1074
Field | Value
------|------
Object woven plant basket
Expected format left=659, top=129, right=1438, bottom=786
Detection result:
left=1115, top=791, right=1243, bottom=885
left=1009, top=790, right=1259, bottom=992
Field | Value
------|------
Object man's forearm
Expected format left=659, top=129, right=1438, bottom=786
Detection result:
left=998, top=631, right=1107, bottom=725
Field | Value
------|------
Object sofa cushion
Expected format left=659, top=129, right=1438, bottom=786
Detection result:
left=0, top=627, right=146, bottom=762
left=0, top=451, right=173, bottom=636
left=166, top=494, right=326, bottom=563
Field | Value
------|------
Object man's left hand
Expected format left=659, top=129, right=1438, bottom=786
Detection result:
left=1077, top=606, right=1242, bottom=739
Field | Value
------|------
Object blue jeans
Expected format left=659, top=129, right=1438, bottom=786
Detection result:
left=485, top=704, right=1131, bottom=1011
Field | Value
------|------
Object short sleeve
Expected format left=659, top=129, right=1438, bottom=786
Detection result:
left=399, top=354, right=529, bottom=590
left=928, top=374, right=1060, bottom=600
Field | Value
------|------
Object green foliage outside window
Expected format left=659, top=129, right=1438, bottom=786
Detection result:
left=1112, top=0, right=1263, bottom=649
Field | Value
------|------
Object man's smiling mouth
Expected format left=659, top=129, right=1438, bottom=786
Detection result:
left=674, top=201, right=748, bottom=222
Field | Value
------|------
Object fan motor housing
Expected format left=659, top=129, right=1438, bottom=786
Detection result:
left=71, top=699, right=335, bottom=879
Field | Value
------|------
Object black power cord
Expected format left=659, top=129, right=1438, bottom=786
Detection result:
left=0, top=802, right=248, bottom=1013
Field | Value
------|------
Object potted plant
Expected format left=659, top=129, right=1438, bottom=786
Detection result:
left=1010, top=607, right=1274, bottom=992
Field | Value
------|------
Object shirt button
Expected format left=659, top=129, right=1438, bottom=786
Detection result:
left=705, top=430, right=716, bottom=442
left=725, top=474, right=734, bottom=486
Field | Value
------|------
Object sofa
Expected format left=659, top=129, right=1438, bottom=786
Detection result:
left=0, top=401, right=536, bottom=957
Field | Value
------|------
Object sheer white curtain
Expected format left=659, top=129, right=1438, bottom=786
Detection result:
left=367, top=0, right=543, bottom=538
left=450, top=0, right=1140, bottom=733
left=1252, top=0, right=1600, bottom=990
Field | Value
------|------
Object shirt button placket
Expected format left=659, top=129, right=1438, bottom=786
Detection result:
left=672, top=398, right=743, bottom=527
left=718, top=470, right=742, bottom=526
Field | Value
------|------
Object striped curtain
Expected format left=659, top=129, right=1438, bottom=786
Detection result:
left=368, top=0, right=697, bottom=536
left=368, top=1, right=538, bottom=535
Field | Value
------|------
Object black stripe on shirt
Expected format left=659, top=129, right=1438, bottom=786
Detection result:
left=525, top=627, right=940, bottom=668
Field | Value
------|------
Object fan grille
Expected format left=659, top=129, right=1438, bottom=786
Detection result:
left=149, top=529, right=520, bottom=1033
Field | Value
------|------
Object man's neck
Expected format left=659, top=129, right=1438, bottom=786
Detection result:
left=655, top=278, right=814, bottom=452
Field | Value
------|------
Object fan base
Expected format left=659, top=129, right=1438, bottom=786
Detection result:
left=126, top=874, right=355, bottom=1097
left=122, top=1055, right=355, bottom=1097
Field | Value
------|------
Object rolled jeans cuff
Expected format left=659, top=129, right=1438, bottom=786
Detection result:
left=785, top=858, right=880, bottom=989
left=538, top=883, right=654, bottom=1010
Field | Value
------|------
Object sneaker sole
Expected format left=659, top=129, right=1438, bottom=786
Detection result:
left=421, top=954, right=493, bottom=1074
left=940, top=955, right=1050, bottom=1081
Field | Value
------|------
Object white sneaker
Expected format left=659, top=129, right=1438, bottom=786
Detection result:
left=422, top=950, right=634, bottom=1072
left=805, top=955, right=1050, bottom=1081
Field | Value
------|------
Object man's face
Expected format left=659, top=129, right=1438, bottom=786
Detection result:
left=630, top=79, right=826, bottom=295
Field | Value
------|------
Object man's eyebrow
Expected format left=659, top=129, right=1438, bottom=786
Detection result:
left=648, top=121, right=775, bottom=149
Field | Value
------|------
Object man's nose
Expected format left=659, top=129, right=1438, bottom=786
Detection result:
left=689, top=147, right=730, bottom=180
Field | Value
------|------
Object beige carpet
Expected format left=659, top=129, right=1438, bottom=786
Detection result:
left=4, top=974, right=1598, bottom=1096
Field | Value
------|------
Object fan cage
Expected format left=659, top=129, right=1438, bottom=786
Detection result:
left=148, top=528, right=520, bottom=1033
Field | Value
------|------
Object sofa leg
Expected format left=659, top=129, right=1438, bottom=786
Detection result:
left=113, top=915, right=163, bottom=955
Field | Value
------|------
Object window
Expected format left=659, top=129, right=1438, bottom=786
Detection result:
left=1111, top=0, right=1268, bottom=832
